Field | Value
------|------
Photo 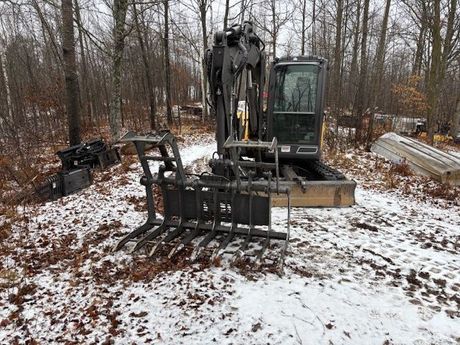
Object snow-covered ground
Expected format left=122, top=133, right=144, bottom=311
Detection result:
left=0, top=133, right=459, bottom=345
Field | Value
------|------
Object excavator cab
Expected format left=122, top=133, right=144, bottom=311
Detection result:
left=266, top=57, right=327, bottom=160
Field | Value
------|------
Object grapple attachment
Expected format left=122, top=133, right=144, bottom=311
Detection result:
left=57, top=138, right=121, bottom=170
left=113, top=131, right=291, bottom=268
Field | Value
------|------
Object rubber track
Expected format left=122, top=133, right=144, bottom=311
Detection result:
left=305, top=160, right=346, bottom=181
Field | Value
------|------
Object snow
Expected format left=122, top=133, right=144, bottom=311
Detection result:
left=0, top=133, right=459, bottom=344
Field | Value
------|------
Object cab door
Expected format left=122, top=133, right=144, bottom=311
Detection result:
left=266, top=59, right=327, bottom=160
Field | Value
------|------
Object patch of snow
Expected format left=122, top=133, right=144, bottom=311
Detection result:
left=1, top=133, right=459, bottom=345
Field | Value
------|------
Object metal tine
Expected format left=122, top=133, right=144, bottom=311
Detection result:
left=113, top=140, right=157, bottom=252
left=211, top=224, right=235, bottom=260
left=234, top=232, right=252, bottom=258
left=113, top=221, right=155, bottom=252
left=148, top=222, right=185, bottom=257
left=255, top=238, right=270, bottom=265
left=168, top=225, right=202, bottom=258
left=278, top=190, right=291, bottom=271
left=130, top=223, right=169, bottom=253
left=190, top=229, right=218, bottom=262
left=256, top=172, right=272, bottom=265
left=152, top=175, right=187, bottom=256
left=168, top=185, right=204, bottom=258
left=190, top=188, right=220, bottom=262
left=233, top=174, right=255, bottom=260
left=211, top=190, right=237, bottom=260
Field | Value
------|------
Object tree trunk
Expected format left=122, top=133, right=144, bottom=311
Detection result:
left=223, top=0, right=230, bottom=30
left=332, top=0, right=343, bottom=137
left=62, top=0, right=81, bottom=145
left=450, top=97, right=460, bottom=139
left=271, top=0, right=277, bottom=59
left=426, top=0, right=441, bottom=144
left=349, top=0, right=361, bottom=109
left=426, top=0, right=456, bottom=144
left=366, top=0, right=391, bottom=146
left=412, top=21, right=426, bottom=76
left=311, top=0, right=316, bottom=55
left=0, top=43, right=12, bottom=126
left=199, top=1, right=209, bottom=121
left=109, top=0, right=128, bottom=139
left=133, top=3, right=156, bottom=130
left=441, top=0, right=456, bottom=76
left=163, top=0, right=173, bottom=125
left=300, top=0, right=307, bottom=55
left=74, top=0, right=92, bottom=124
left=354, top=0, right=369, bottom=144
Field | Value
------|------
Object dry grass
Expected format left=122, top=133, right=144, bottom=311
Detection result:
left=389, top=161, right=413, bottom=176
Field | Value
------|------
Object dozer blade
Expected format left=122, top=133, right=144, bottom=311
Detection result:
left=272, top=180, right=356, bottom=207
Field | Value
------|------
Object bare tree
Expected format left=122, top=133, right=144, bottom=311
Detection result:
left=426, top=0, right=458, bottom=143
left=109, top=0, right=129, bottom=139
left=354, top=0, right=369, bottom=144
left=347, top=0, right=361, bottom=110
left=254, top=0, right=292, bottom=59
left=74, top=0, right=92, bottom=124
left=198, top=0, right=211, bottom=120
left=292, top=0, right=311, bottom=55
left=332, top=0, right=343, bottom=137
left=366, top=0, right=391, bottom=145
left=451, top=96, right=460, bottom=138
left=0, top=37, right=12, bottom=127
left=163, top=0, right=173, bottom=125
left=62, top=0, right=81, bottom=145
left=133, top=2, right=157, bottom=130
left=223, top=0, right=230, bottom=29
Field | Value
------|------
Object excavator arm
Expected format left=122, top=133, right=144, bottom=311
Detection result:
left=206, top=21, right=265, bottom=156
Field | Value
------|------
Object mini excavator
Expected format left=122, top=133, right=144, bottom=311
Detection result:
left=113, top=21, right=356, bottom=267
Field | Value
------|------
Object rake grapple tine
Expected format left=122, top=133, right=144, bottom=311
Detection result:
left=113, top=220, right=155, bottom=252
left=255, top=237, right=270, bottom=264
left=211, top=223, right=236, bottom=260
left=198, top=230, right=218, bottom=249
left=191, top=188, right=221, bottom=261
left=131, top=223, right=168, bottom=253
left=233, top=233, right=252, bottom=259
left=255, top=172, right=272, bottom=264
left=278, top=191, right=292, bottom=270
left=190, top=229, right=218, bottom=262
left=149, top=222, right=185, bottom=257
left=233, top=174, right=255, bottom=260
left=168, top=225, right=202, bottom=258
